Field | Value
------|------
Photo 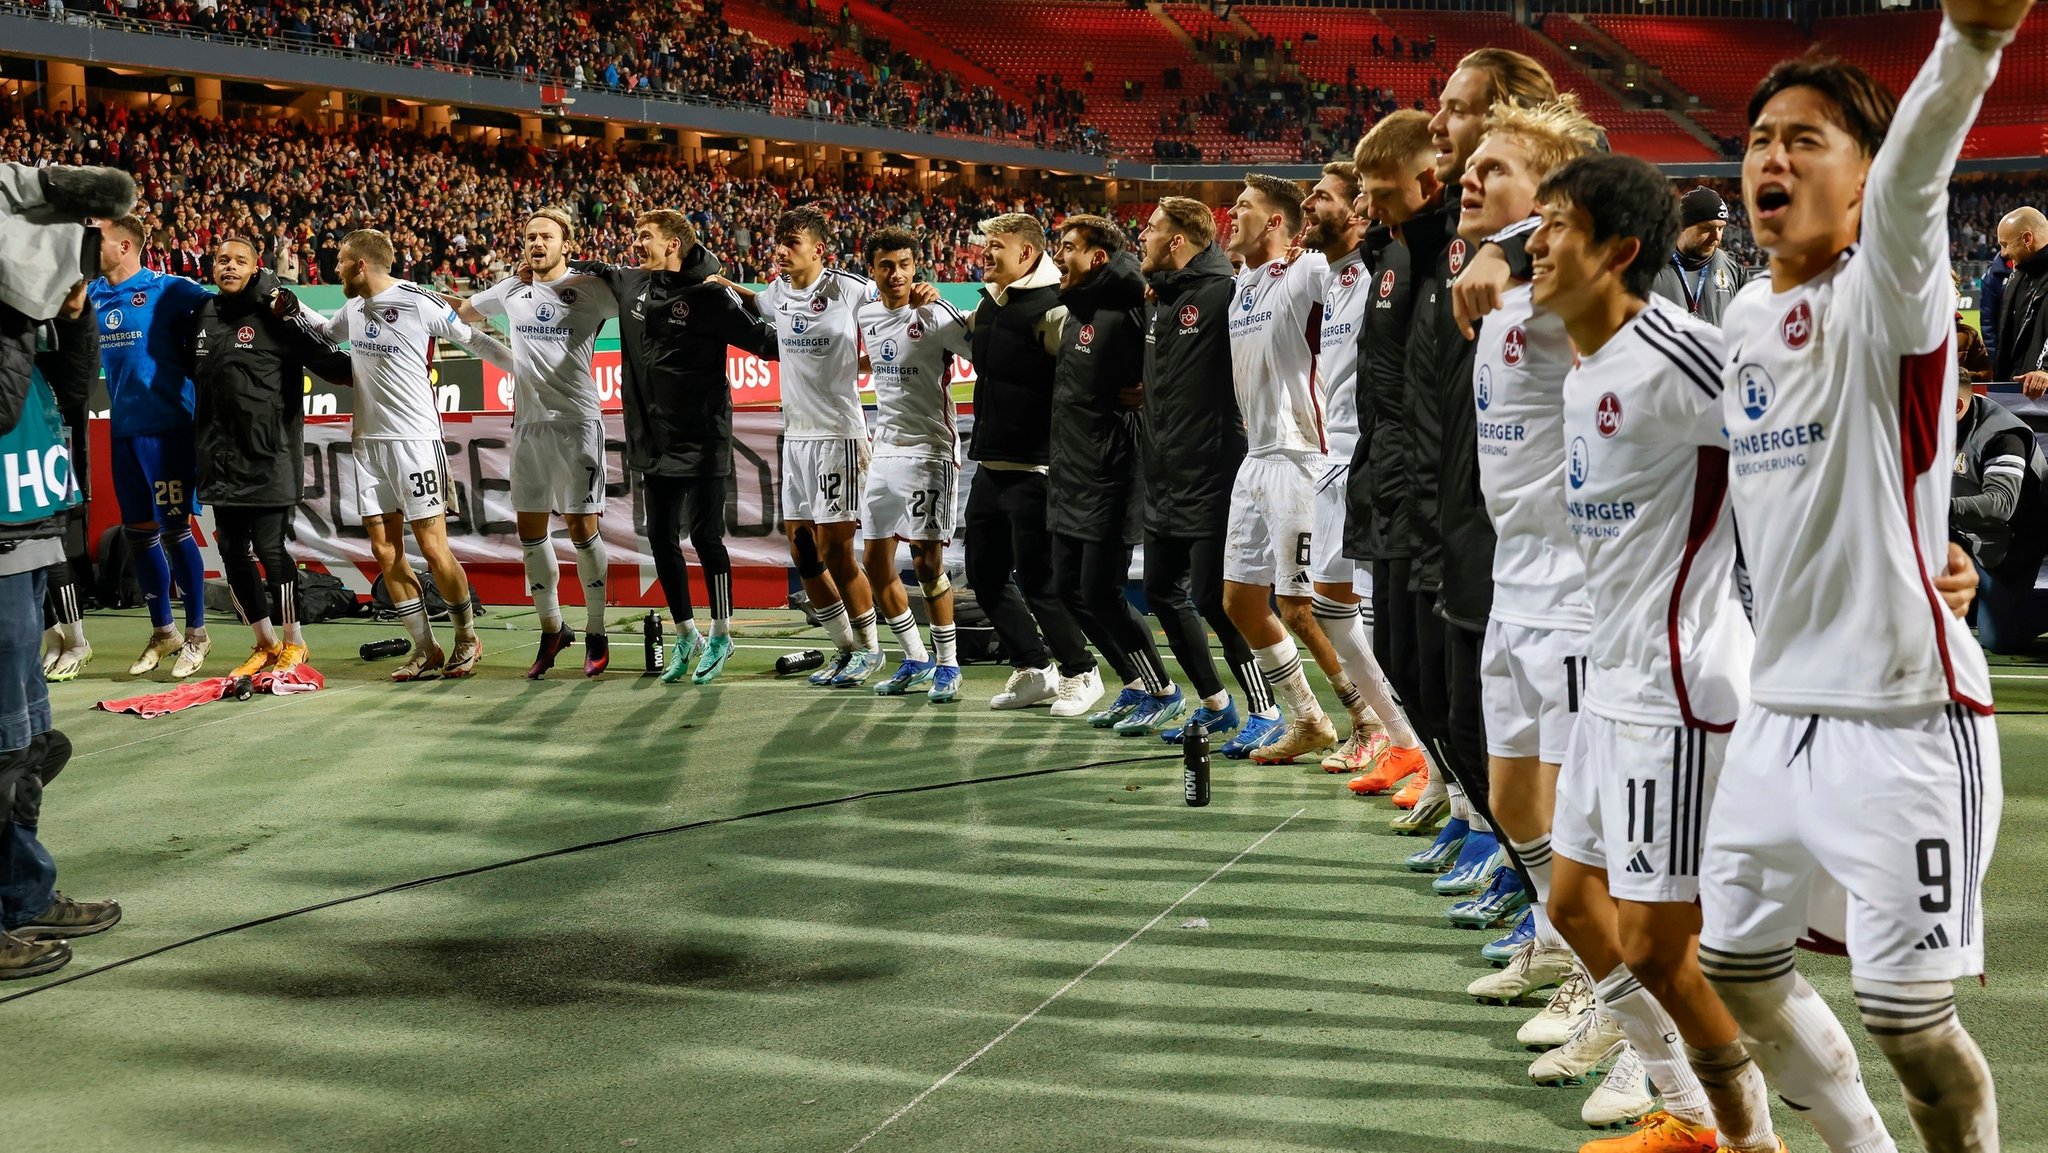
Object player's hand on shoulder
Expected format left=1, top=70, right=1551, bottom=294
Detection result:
left=60, top=279, right=88, bottom=321
left=1941, top=0, right=2034, bottom=34
left=1453, top=243, right=1511, bottom=340
left=908, top=282, right=940, bottom=308
left=2020, top=370, right=2048, bottom=399
left=1937, top=541, right=1979, bottom=619
left=267, top=285, right=301, bottom=321
left=515, top=261, right=535, bottom=286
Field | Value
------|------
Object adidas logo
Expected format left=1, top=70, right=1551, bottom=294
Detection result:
left=1624, top=850, right=1654, bottom=875
left=1913, top=924, right=1952, bottom=951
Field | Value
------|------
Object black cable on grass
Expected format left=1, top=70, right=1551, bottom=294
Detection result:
left=0, top=752, right=1182, bottom=1005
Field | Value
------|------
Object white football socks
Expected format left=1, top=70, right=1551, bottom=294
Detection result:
left=521, top=536, right=561, bottom=633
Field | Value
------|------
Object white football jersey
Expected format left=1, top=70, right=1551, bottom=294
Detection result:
left=324, top=283, right=482, bottom=441
left=467, top=272, right=618, bottom=424
left=1721, top=20, right=2002, bottom=717
left=1474, top=278, right=1591, bottom=629
left=760, top=268, right=876, bottom=440
left=1318, top=247, right=1370, bottom=461
left=858, top=297, right=973, bottom=460
left=1229, top=253, right=1329, bottom=459
left=1564, top=298, right=1750, bottom=729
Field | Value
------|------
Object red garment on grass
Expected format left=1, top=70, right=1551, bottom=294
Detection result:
left=94, top=665, right=326, bottom=718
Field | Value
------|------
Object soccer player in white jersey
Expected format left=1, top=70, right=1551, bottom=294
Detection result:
left=1216, top=173, right=1345, bottom=765
left=857, top=228, right=972, bottom=703
left=1449, top=102, right=1602, bottom=962
left=449, top=208, right=619, bottom=679
left=1301, top=161, right=1430, bottom=785
left=320, top=229, right=511, bottom=680
left=1700, top=2, right=2024, bottom=1146
left=733, top=206, right=885, bottom=687
left=1531, top=153, right=1784, bottom=1153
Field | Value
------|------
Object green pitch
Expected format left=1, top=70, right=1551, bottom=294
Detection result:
left=6, top=608, right=2045, bottom=1152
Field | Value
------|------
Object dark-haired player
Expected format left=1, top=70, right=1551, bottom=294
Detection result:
left=734, top=206, right=884, bottom=687
left=1699, top=1, right=2026, bottom=1148
left=1529, top=153, right=1782, bottom=1153
left=857, top=228, right=971, bottom=702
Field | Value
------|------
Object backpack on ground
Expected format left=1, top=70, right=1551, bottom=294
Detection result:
left=296, top=566, right=361, bottom=623
left=370, top=567, right=484, bottom=622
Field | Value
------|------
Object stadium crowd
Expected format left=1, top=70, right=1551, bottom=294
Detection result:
left=1, top=102, right=1132, bottom=289
left=10, top=0, right=1108, bottom=154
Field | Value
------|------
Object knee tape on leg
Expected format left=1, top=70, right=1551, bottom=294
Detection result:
left=921, top=572, right=952, bottom=600
left=793, top=528, right=827, bottom=580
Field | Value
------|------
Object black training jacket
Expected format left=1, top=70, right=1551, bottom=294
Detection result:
left=189, top=269, right=351, bottom=507
left=1141, top=244, right=1244, bottom=539
left=1345, top=220, right=1429, bottom=563
left=1050, top=249, right=1147, bottom=543
left=581, top=246, right=779, bottom=478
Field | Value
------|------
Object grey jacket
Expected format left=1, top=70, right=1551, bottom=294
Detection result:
left=1651, top=248, right=1749, bottom=328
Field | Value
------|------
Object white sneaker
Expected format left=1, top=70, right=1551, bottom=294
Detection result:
left=1519, top=967, right=1595, bottom=1050
left=1581, top=1043, right=1660, bottom=1129
left=1048, top=668, right=1105, bottom=718
left=170, top=631, right=212, bottom=679
left=990, top=665, right=1058, bottom=710
left=1528, top=1005, right=1626, bottom=1086
left=1467, top=940, right=1576, bottom=1004
left=129, top=630, right=182, bottom=676
left=41, top=626, right=63, bottom=674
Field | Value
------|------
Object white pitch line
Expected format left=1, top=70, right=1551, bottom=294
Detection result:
left=839, top=806, right=1308, bottom=1153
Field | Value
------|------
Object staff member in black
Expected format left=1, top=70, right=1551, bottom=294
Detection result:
left=206, top=236, right=352, bottom=676
left=1994, top=206, right=2048, bottom=396
left=1134, top=196, right=1276, bottom=753
left=575, top=209, right=780, bottom=684
left=962, top=213, right=1103, bottom=716
left=1048, top=214, right=1186, bottom=734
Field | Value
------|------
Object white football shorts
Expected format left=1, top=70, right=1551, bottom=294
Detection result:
left=354, top=438, right=455, bottom=522
left=511, top=418, right=608, bottom=516
left=1700, top=702, right=2000, bottom=984
left=782, top=437, right=868, bottom=525
left=1481, top=617, right=1587, bottom=763
left=1224, top=453, right=1318, bottom=599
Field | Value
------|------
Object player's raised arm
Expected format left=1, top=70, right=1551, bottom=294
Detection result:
left=429, top=301, right=514, bottom=372
left=1860, top=0, right=2029, bottom=306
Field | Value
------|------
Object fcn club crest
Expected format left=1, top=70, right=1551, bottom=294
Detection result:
left=1596, top=393, right=1623, bottom=437
left=235, top=325, right=255, bottom=345
left=1448, top=239, right=1467, bottom=275
left=1339, top=265, right=1359, bottom=288
left=908, top=320, right=924, bottom=340
left=1378, top=269, right=1396, bottom=299
left=1502, top=326, right=1526, bottom=367
left=1178, top=304, right=1200, bottom=328
left=1078, top=323, right=1095, bottom=346
left=809, top=295, right=828, bottom=313
left=1781, top=300, right=1813, bottom=350
left=131, top=291, right=148, bottom=307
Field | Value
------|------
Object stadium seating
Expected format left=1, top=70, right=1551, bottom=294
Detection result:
left=1594, top=12, right=2048, bottom=156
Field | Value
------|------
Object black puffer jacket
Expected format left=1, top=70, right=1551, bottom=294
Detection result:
left=189, top=270, right=351, bottom=506
left=1142, top=244, right=1244, bottom=539
left=1050, top=249, right=1147, bottom=543
left=1346, top=217, right=1436, bottom=564
left=1403, top=199, right=1461, bottom=595
left=583, top=246, right=780, bottom=477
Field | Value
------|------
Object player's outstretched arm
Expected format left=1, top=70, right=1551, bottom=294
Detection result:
left=433, top=308, right=514, bottom=372
left=1861, top=3, right=2027, bottom=304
